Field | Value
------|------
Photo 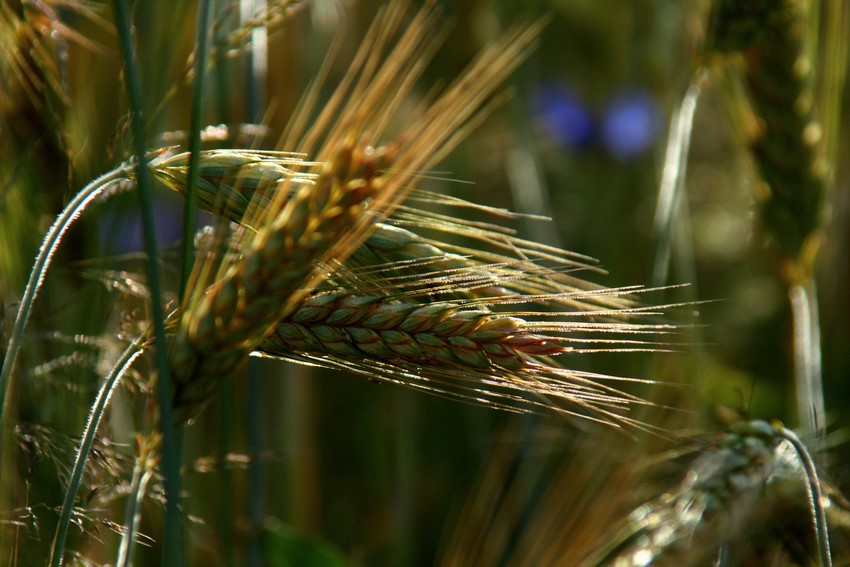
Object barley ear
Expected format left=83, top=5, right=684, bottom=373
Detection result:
left=169, top=143, right=386, bottom=419
left=164, top=5, right=544, bottom=420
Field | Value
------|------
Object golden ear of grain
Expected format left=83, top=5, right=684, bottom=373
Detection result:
left=151, top=149, right=310, bottom=223
left=261, top=291, right=570, bottom=371
left=151, top=147, right=624, bottom=306
left=167, top=4, right=544, bottom=421
left=155, top=3, right=686, bottom=427
left=170, top=142, right=383, bottom=416
left=255, top=287, right=680, bottom=427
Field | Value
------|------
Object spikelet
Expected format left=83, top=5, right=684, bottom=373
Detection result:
left=166, top=2, right=545, bottom=420
left=256, top=289, right=678, bottom=425
left=153, top=147, right=644, bottom=310
left=151, top=149, right=309, bottom=226
left=262, top=292, right=571, bottom=371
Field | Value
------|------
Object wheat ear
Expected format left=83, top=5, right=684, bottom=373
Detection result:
left=709, top=0, right=824, bottom=265
left=169, top=142, right=384, bottom=416
left=167, top=3, right=542, bottom=420
left=255, top=289, right=678, bottom=427
left=153, top=148, right=645, bottom=313
left=262, top=291, right=675, bottom=368
left=707, top=0, right=833, bottom=440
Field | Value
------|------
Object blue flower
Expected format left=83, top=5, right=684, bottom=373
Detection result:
left=600, top=91, right=661, bottom=160
left=535, top=83, right=595, bottom=149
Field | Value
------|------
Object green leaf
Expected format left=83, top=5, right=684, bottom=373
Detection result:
left=260, top=519, right=351, bottom=567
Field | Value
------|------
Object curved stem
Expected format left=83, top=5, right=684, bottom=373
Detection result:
left=117, top=433, right=158, bottom=567
left=0, top=167, right=132, bottom=459
left=777, top=425, right=832, bottom=567
left=48, top=337, right=145, bottom=567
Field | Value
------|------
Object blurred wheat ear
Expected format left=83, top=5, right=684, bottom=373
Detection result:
left=706, top=0, right=850, bottom=441
left=707, top=0, right=826, bottom=265
left=582, top=420, right=848, bottom=566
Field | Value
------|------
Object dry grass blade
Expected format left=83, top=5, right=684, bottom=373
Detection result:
left=438, top=428, right=638, bottom=567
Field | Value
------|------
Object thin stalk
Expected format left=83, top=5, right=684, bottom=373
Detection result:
left=117, top=435, right=158, bottom=567
left=110, top=0, right=183, bottom=563
left=213, top=0, right=232, bottom=120
left=241, top=3, right=267, bottom=564
left=776, top=425, right=832, bottom=567
left=213, top=0, right=237, bottom=567
left=48, top=337, right=145, bottom=567
left=714, top=545, right=729, bottom=567
left=651, top=72, right=703, bottom=287
left=789, top=279, right=825, bottom=440
left=247, top=363, right=263, bottom=567
left=213, top=3, right=236, bottom=563
left=180, top=0, right=213, bottom=300
left=0, top=165, right=131, bottom=461
left=220, top=382, right=238, bottom=567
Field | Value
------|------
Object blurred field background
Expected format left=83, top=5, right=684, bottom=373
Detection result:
left=2, top=0, right=850, bottom=565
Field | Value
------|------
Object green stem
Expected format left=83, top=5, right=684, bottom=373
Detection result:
left=220, top=381, right=237, bottom=567
left=0, top=166, right=131, bottom=464
left=180, top=0, right=213, bottom=300
left=243, top=3, right=267, bottom=564
left=110, top=0, right=183, bottom=563
left=48, top=338, right=145, bottom=567
left=248, top=363, right=263, bottom=567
